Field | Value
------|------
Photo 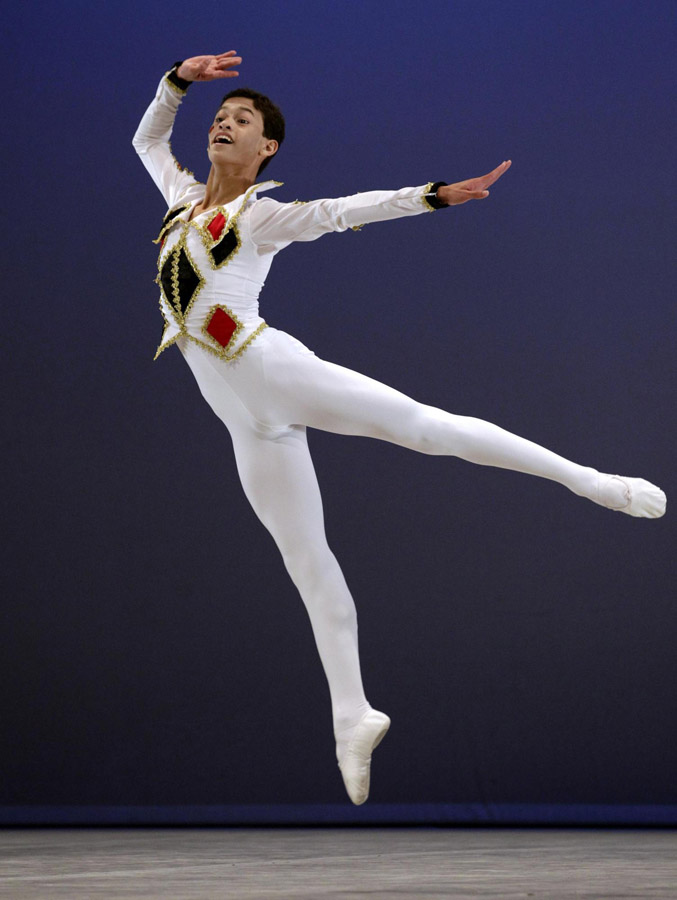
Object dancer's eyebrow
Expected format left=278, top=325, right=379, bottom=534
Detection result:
left=216, top=105, right=256, bottom=118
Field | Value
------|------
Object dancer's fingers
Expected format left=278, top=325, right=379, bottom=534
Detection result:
left=210, top=56, right=241, bottom=78
left=465, top=162, right=509, bottom=196
left=212, top=66, right=240, bottom=77
left=483, top=159, right=511, bottom=186
left=469, top=161, right=510, bottom=192
left=458, top=187, right=490, bottom=201
left=459, top=189, right=489, bottom=198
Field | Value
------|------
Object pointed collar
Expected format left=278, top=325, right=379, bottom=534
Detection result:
left=179, top=180, right=284, bottom=222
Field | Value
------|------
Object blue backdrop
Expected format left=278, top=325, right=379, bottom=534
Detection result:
left=2, top=0, right=675, bottom=824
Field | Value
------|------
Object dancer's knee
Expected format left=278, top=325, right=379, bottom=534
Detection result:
left=280, top=543, right=356, bottom=624
left=405, top=405, right=467, bottom=455
left=281, top=541, right=338, bottom=591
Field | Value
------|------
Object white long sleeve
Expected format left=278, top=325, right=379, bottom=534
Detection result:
left=132, top=66, right=198, bottom=209
left=248, top=183, right=450, bottom=252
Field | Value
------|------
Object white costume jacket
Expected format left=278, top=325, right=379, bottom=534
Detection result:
left=132, top=63, right=450, bottom=362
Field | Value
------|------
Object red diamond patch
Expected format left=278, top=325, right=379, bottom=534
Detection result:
left=206, top=307, right=238, bottom=347
left=207, top=212, right=226, bottom=241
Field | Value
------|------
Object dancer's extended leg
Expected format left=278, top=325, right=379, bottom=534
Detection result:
left=261, top=341, right=666, bottom=518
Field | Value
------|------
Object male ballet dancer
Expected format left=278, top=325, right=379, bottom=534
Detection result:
left=133, top=50, right=666, bottom=805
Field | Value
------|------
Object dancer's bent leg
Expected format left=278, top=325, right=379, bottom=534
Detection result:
left=261, top=343, right=665, bottom=518
left=229, top=422, right=373, bottom=760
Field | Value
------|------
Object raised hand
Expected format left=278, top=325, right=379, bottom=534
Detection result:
left=176, top=51, right=242, bottom=83
left=436, top=160, right=512, bottom=205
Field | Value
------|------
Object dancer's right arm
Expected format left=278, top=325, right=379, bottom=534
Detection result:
left=131, top=62, right=199, bottom=208
left=131, top=53, right=241, bottom=208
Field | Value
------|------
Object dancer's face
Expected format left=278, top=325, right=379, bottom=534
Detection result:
left=207, top=98, right=278, bottom=175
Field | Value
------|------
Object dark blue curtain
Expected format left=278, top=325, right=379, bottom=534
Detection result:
left=2, top=0, right=675, bottom=824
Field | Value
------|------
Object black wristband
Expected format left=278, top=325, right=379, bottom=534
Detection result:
left=165, top=60, right=193, bottom=95
left=425, top=181, right=450, bottom=209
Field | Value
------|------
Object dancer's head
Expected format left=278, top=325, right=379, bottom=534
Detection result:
left=207, top=88, right=285, bottom=180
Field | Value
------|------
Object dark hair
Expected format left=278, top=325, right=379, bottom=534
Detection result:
left=219, top=87, right=285, bottom=176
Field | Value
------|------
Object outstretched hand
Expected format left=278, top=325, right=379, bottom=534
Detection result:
left=436, top=160, right=512, bottom=205
left=176, top=51, right=242, bottom=82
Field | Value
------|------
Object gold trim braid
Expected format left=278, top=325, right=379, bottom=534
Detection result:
left=154, top=322, right=269, bottom=363
left=200, top=302, right=245, bottom=353
left=421, top=181, right=437, bottom=211
left=164, top=70, right=189, bottom=96
left=194, top=321, right=269, bottom=362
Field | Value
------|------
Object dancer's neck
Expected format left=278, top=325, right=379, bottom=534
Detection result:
left=202, top=165, right=255, bottom=208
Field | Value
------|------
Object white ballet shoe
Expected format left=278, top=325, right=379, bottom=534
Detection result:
left=337, top=709, right=391, bottom=805
left=598, top=474, right=667, bottom=518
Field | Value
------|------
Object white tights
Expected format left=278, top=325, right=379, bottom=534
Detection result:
left=176, top=328, right=649, bottom=755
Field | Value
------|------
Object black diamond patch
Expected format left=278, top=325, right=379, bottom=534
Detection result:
left=211, top=224, right=239, bottom=267
left=161, top=204, right=189, bottom=229
left=159, top=246, right=202, bottom=318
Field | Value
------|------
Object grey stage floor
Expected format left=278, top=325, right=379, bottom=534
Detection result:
left=0, top=827, right=676, bottom=898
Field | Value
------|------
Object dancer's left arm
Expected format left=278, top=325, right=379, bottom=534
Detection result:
left=249, top=161, right=511, bottom=252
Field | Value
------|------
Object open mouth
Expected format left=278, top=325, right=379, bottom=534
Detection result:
left=213, top=136, right=233, bottom=145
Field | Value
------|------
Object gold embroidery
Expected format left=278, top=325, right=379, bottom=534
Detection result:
left=351, top=224, right=364, bottom=231
left=169, top=243, right=181, bottom=313
left=188, top=207, right=240, bottom=268
left=183, top=180, right=283, bottom=270
left=154, top=322, right=268, bottom=362
left=292, top=199, right=308, bottom=205
left=201, top=303, right=245, bottom=353
left=189, top=322, right=269, bottom=362
left=229, top=181, right=283, bottom=227
left=167, top=140, right=196, bottom=179
left=153, top=217, right=183, bottom=246
left=153, top=202, right=190, bottom=245
left=158, top=292, right=179, bottom=329
left=157, top=227, right=207, bottom=325
left=164, top=71, right=188, bottom=97
left=421, top=181, right=438, bottom=212
left=152, top=295, right=182, bottom=360
left=153, top=331, right=181, bottom=361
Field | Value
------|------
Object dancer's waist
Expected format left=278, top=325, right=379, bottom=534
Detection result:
left=187, top=303, right=266, bottom=349
left=155, top=294, right=267, bottom=362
